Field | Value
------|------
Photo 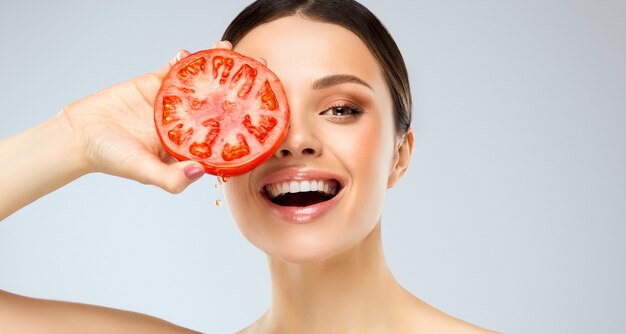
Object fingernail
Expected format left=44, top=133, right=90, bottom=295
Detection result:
left=176, top=50, right=186, bottom=61
left=169, top=55, right=178, bottom=66
left=184, top=164, right=204, bottom=180
left=169, top=50, right=186, bottom=66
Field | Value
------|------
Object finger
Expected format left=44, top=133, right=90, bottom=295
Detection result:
left=210, top=40, right=265, bottom=66
left=213, top=40, right=233, bottom=50
left=154, top=49, right=191, bottom=78
left=169, top=49, right=191, bottom=66
left=134, top=157, right=205, bottom=194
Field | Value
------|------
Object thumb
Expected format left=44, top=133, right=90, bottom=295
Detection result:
left=134, top=156, right=205, bottom=194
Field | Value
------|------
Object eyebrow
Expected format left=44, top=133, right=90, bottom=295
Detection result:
left=311, top=74, right=373, bottom=91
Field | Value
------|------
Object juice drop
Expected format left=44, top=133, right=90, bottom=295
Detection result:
left=215, top=199, right=222, bottom=206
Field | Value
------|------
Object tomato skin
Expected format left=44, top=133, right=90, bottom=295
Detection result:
left=154, top=49, right=290, bottom=177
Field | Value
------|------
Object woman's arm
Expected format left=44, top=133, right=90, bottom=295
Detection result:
left=0, top=290, right=200, bottom=333
left=0, top=50, right=204, bottom=221
left=0, top=114, right=87, bottom=220
left=0, top=47, right=239, bottom=331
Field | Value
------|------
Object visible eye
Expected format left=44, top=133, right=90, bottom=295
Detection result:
left=320, top=102, right=364, bottom=122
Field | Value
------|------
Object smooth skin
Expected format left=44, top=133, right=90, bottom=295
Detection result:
left=0, top=48, right=202, bottom=221
left=0, top=45, right=211, bottom=333
left=224, top=16, right=496, bottom=334
left=0, top=18, right=498, bottom=334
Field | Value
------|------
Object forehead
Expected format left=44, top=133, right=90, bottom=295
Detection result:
left=233, top=15, right=387, bottom=97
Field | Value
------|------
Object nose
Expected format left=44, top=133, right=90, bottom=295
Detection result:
left=274, top=115, right=322, bottom=159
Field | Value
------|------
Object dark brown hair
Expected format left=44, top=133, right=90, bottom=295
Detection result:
left=222, top=0, right=412, bottom=136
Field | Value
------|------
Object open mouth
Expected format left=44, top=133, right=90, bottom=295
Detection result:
left=263, top=179, right=341, bottom=207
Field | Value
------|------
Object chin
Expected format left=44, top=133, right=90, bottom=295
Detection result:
left=268, top=244, right=339, bottom=265
left=241, top=231, right=330, bottom=264
left=244, top=222, right=373, bottom=265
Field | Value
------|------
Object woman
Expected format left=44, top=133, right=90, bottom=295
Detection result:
left=0, top=0, right=497, bottom=333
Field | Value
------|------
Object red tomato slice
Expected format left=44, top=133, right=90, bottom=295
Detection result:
left=154, top=49, right=290, bottom=177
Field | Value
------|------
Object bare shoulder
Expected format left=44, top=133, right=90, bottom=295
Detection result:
left=234, top=301, right=500, bottom=334
left=0, top=290, right=200, bottom=334
left=411, top=298, right=501, bottom=334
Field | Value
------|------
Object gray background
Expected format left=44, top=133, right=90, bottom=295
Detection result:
left=1, top=0, right=625, bottom=333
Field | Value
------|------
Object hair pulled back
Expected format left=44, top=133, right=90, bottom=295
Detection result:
left=223, top=0, right=412, bottom=136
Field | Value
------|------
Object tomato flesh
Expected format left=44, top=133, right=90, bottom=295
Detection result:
left=154, top=49, right=290, bottom=177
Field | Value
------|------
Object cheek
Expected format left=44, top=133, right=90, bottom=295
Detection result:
left=324, top=113, right=395, bottom=225
left=331, top=116, right=394, bottom=186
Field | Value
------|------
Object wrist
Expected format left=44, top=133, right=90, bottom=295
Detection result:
left=53, top=106, right=93, bottom=177
left=0, top=112, right=91, bottom=220
left=27, top=110, right=93, bottom=185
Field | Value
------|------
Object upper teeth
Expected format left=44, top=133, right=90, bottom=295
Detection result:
left=265, top=180, right=338, bottom=199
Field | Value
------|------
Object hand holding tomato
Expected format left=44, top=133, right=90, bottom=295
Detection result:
left=1, top=41, right=283, bottom=220
left=60, top=40, right=289, bottom=192
left=59, top=42, right=235, bottom=193
left=57, top=49, right=201, bottom=193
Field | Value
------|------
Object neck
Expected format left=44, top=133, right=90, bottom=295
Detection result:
left=260, top=223, right=417, bottom=333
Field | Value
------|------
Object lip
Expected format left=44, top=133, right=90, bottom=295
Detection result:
left=258, top=167, right=346, bottom=224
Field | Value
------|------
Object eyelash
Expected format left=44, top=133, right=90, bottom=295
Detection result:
left=321, top=102, right=364, bottom=120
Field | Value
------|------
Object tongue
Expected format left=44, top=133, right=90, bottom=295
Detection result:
left=274, top=192, right=332, bottom=207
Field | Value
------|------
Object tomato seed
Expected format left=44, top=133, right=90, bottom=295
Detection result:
left=178, top=57, right=207, bottom=80
left=221, top=134, right=251, bottom=161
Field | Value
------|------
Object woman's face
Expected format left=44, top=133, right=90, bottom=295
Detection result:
left=222, top=16, right=406, bottom=263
